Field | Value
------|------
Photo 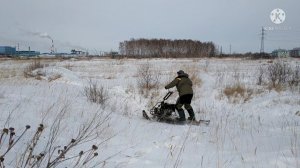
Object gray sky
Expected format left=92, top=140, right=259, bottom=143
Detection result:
left=0, top=0, right=299, bottom=54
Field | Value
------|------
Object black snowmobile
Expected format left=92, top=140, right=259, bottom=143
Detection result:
left=142, top=91, right=210, bottom=125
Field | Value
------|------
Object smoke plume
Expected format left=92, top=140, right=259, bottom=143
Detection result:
left=29, top=32, right=53, bottom=41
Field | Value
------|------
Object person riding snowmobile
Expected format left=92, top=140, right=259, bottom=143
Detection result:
left=165, top=70, right=195, bottom=122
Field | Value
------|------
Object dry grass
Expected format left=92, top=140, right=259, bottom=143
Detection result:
left=267, top=83, right=284, bottom=92
left=224, top=84, right=245, bottom=97
left=189, top=72, right=202, bottom=86
left=0, top=69, right=17, bottom=79
left=48, top=74, right=62, bottom=82
left=180, top=64, right=202, bottom=87
left=63, top=63, right=74, bottom=70
left=1, top=59, right=57, bottom=79
left=223, top=84, right=253, bottom=103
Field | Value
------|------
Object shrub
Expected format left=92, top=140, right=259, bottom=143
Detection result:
left=23, top=60, right=44, bottom=78
left=84, top=80, right=109, bottom=106
left=257, top=62, right=300, bottom=91
left=267, top=62, right=292, bottom=87
left=136, top=62, right=160, bottom=96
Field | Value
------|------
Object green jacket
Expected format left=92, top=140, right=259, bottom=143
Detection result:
left=165, top=73, right=193, bottom=96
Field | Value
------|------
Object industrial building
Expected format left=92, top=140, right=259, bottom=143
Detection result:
left=290, top=48, right=300, bottom=57
left=0, top=46, right=16, bottom=56
left=71, top=49, right=88, bottom=56
left=271, top=49, right=289, bottom=57
left=17, top=51, right=40, bottom=57
left=0, top=45, right=40, bottom=57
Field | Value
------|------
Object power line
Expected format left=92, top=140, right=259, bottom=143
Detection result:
left=265, top=39, right=300, bottom=43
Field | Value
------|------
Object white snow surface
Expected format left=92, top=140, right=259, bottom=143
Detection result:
left=0, top=58, right=299, bottom=168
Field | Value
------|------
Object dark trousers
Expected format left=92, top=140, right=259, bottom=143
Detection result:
left=175, top=94, right=193, bottom=111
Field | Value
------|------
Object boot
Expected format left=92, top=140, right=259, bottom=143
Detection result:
left=176, top=109, right=186, bottom=121
left=187, top=109, right=195, bottom=121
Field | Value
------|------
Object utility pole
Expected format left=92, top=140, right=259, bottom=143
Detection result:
left=50, top=39, right=55, bottom=54
left=260, top=27, right=265, bottom=53
left=17, top=43, right=19, bottom=55
left=229, top=44, right=231, bottom=55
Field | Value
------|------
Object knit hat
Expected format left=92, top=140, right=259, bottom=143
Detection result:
left=177, top=70, right=185, bottom=75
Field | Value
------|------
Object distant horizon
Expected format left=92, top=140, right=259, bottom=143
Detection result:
left=2, top=37, right=299, bottom=55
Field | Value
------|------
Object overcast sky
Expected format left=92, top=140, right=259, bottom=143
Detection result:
left=0, top=0, right=299, bottom=54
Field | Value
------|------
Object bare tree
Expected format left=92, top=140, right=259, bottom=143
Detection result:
left=119, top=38, right=216, bottom=58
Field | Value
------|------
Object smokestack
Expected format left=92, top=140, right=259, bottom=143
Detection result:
left=26, top=31, right=54, bottom=54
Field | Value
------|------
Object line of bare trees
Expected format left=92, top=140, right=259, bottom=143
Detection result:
left=119, top=38, right=216, bottom=58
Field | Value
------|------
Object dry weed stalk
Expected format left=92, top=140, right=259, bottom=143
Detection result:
left=215, top=69, right=225, bottom=88
left=204, top=59, right=210, bottom=72
left=1, top=105, right=112, bottom=168
left=0, top=125, right=31, bottom=167
left=257, top=65, right=264, bottom=85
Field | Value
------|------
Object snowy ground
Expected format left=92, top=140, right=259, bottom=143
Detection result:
left=0, top=57, right=299, bottom=168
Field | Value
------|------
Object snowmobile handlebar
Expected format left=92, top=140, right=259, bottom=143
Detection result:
left=163, top=91, right=173, bottom=100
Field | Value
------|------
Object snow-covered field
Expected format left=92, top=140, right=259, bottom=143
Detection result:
left=0, top=58, right=299, bottom=168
